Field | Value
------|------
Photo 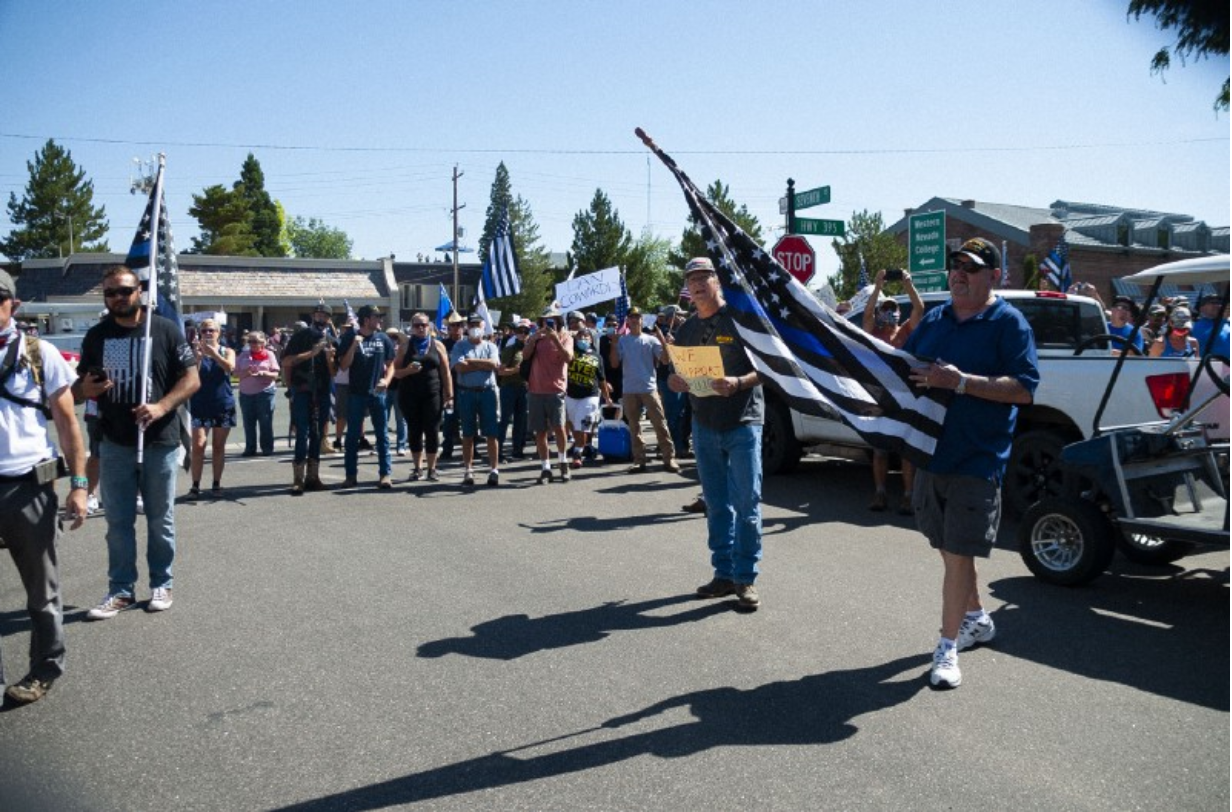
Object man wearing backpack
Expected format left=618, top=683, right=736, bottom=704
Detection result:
left=0, top=269, right=88, bottom=705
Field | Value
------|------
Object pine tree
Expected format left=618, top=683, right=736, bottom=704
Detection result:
left=568, top=189, right=632, bottom=275
left=827, top=210, right=908, bottom=300
left=477, top=163, right=553, bottom=320
left=670, top=180, right=764, bottom=268
left=235, top=154, right=285, bottom=257
left=1, top=139, right=109, bottom=261
left=187, top=185, right=257, bottom=256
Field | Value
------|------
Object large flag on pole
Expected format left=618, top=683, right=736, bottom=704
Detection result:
left=635, top=128, right=949, bottom=467
left=1042, top=235, right=1072, bottom=292
left=481, top=208, right=522, bottom=299
left=614, top=271, right=631, bottom=334
left=126, top=157, right=183, bottom=335
left=436, top=284, right=454, bottom=331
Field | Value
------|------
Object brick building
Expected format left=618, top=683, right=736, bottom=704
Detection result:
left=887, top=198, right=1228, bottom=301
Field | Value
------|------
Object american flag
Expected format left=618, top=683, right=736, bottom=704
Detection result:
left=125, top=161, right=182, bottom=334
left=481, top=208, right=522, bottom=299
left=678, top=276, right=692, bottom=302
left=857, top=251, right=869, bottom=289
left=1042, top=235, right=1072, bottom=292
left=638, top=129, right=949, bottom=467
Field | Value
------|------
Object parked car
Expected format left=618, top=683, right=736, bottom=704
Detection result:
left=764, top=288, right=1205, bottom=517
left=39, top=333, right=86, bottom=370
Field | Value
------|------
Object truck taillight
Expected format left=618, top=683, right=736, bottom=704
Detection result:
left=1145, top=372, right=1190, bottom=418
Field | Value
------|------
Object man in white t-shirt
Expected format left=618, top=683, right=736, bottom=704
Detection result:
left=0, top=269, right=88, bottom=706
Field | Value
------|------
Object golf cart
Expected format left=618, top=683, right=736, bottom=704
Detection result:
left=1018, top=255, right=1230, bottom=585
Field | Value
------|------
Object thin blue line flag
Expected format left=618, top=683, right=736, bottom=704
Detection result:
left=481, top=208, right=522, bottom=300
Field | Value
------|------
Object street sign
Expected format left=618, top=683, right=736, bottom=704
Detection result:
left=772, top=234, right=816, bottom=284
left=908, top=210, right=947, bottom=274
left=793, top=217, right=845, bottom=237
left=779, top=185, right=832, bottom=214
left=911, top=271, right=948, bottom=292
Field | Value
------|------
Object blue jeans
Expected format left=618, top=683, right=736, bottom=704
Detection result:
left=661, top=387, right=689, bottom=456
left=291, top=389, right=331, bottom=463
left=99, top=440, right=179, bottom=597
left=345, top=391, right=390, bottom=478
left=692, top=421, right=763, bottom=584
left=240, top=389, right=277, bottom=455
left=387, top=397, right=408, bottom=452
left=498, top=383, right=528, bottom=456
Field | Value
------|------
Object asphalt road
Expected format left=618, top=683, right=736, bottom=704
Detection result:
left=1, top=404, right=1228, bottom=811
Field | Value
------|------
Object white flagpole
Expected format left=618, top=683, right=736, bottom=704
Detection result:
left=136, top=154, right=166, bottom=465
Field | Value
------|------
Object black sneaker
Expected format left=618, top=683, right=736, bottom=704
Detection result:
left=559, top=462, right=572, bottom=482
left=487, top=471, right=500, bottom=487
left=462, top=471, right=475, bottom=487
left=358, top=437, right=373, bottom=451
left=697, top=577, right=736, bottom=598
left=538, top=468, right=553, bottom=484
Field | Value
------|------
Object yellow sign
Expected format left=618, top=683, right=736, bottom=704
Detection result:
left=667, top=345, right=725, bottom=397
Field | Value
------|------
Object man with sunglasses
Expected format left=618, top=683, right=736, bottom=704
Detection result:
left=74, top=265, right=200, bottom=621
left=903, top=238, right=1038, bottom=689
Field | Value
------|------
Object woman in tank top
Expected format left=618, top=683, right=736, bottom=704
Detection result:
left=188, top=318, right=237, bottom=498
left=394, top=313, right=454, bottom=482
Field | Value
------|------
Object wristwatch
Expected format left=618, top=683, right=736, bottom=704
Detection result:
left=955, top=374, right=968, bottom=396
left=70, top=475, right=89, bottom=491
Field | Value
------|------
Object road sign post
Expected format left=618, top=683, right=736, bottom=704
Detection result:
left=908, top=210, right=947, bottom=274
left=772, top=234, right=816, bottom=285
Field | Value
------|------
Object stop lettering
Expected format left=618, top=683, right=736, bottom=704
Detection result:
left=772, top=235, right=816, bottom=284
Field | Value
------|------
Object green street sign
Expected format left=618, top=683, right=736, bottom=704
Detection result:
left=795, top=186, right=831, bottom=209
left=793, top=217, right=845, bottom=237
left=911, top=270, right=948, bottom=292
left=908, top=210, right=946, bottom=274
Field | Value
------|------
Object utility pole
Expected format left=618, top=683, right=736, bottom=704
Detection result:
left=451, top=164, right=465, bottom=307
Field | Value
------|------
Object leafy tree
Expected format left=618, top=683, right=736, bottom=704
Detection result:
left=287, top=216, right=353, bottom=259
left=826, top=210, right=908, bottom=301
left=476, top=162, right=553, bottom=320
left=187, top=184, right=257, bottom=256
left=234, top=154, right=286, bottom=257
left=1128, top=0, right=1229, bottom=111
left=1, top=139, right=109, bottom=261
left=669, top=180, right=764, bottom=269
left=568, top=189, right=632, bottom=275
left=625, top=229, right=676, bottom=309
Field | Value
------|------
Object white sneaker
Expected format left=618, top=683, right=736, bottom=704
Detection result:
left=148, top=587, right=173, bottom=612
left=930, top=644, right=961, bottom=689
left=86, top=494, right=101, bottom=515
left=957, top=615, right=996, bottom=651
left=86, top=593, right=135, bottom=621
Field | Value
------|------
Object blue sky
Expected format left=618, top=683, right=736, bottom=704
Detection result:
left=2, top=0, right=1227, bottom=279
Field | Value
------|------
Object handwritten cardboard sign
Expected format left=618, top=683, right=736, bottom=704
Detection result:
left=667, top=345, right=725, bottom=397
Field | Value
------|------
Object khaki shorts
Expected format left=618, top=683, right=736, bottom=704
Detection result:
left=912, top=469, right=1001, bottom=558
left=528, top=392, right=565, bottom=434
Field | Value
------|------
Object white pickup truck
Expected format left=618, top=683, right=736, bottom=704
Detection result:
left=762, top=289, right=1207, bottom=517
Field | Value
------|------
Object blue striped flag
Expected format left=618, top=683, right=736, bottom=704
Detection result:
left=857, top=251, right=869, bottom=290
left=125, top=165, right=182, bottom=335
left=436, top=284, right=454, bottom=331
left=639, top=131, right=949, bottom=467
left=1042, top=236, right=1072, bottom=293
left=614, top=272, right=630, bottom=333
left=481, top=208, right=522, bottom=299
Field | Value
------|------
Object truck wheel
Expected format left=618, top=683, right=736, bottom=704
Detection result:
left=1117, top=531, right=1193, bottom=566
left=762, top=400, right=802, bottom=475
left=1018, top=497, right=1115, bottom=586
left=1005, top=429, right=1076, bottom=519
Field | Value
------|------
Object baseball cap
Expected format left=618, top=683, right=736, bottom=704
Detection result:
left=567, top=310, right=585, bottom=322
left=1111, top=295, right=1138, bottom=314
left=626, top=306, right=643, bottom=317
left=467, top=312, right=484, bottom=324
left=0, top=269, right=15, bottom=298
left=313, top=302, right=332, bottom=314
left=356, top=305, right=383, bottom=321
left=948, top=238, right=1001, bottom=269
left=659, top=305, right=679, bottom=318
left=1148, top=303, right=1166, bottom=316
left=684, top=257, right=716, bottom=276
left=541, top=305, right=562, bottom=319
left=1170, top=308, right=1193, bottom=329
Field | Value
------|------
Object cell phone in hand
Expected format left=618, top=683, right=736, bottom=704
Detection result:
left=88, top=366, right=108, bottom=383
left=885, top=269, right=904, bottom=282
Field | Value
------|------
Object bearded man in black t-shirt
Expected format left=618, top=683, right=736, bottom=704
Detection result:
left=281, top=304, right=338, bottom=493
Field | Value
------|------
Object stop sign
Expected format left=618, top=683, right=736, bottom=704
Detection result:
left=772, top=235, right=816, bottom=284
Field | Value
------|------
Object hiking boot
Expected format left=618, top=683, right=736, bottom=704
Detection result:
left=304, top=461, right=326, bottom=491
left=358, top=437, right=373, bottom=451
left=377, top=475, right=393, bottom=490
left=148, top=587, right=173, bottom=612
left=340, top=478, right=359, bottom=489
left=291, top=462, right=306, bottom=496
left=868, top=491, right=888, bottom=512
left=462, top=471, right=475, bottom=487
left=559, top=462, right=571, bottom=482
left=696, top=577, right=737, bottom=598
left=956, top=615, right=996, bottom=651
left=538, top=468, right=553, bottom=485
left=87, top=593, right=134, bottom=621
left=5, top=675, right=54, bottom=705
left=734, top=583, right=761, bottom=610
left=487, top=470, right=500, bottom=487
left=930, top=643, right=961, bottom=688
left=320, top=438, right=335, bottom=453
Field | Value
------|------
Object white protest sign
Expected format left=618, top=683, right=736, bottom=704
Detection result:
left=554, top=266, right=622, bottom=313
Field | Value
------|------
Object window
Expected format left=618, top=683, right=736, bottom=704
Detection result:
left=401, top=284, right=428, bottom=310
left=1156, top=228, right=1170, bottom=249
left=1117, top=224, right=1130, bottom=247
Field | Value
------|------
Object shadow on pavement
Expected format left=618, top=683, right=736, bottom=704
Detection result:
left=519, top=512, right=695, bottom=535
left=988, top=568, right=1229, bottom=711
left=417, top=594, right=730, bottom=660
left=274, top=652, right=929, bottom=811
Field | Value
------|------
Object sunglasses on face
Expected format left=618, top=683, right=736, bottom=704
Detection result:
left=200, top=328, right=218, bottom=334
left=411, top=323, right=429, bottom=328
left=950, top=260, right=985, bottom=273
left=104, top=285, right=138, bottom=298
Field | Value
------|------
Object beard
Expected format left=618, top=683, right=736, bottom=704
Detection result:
left=107, top=298, right=140, bottom=319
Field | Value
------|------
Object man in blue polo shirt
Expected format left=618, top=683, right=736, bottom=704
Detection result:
left=904, top=238, right=1039, bottom=690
